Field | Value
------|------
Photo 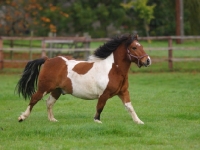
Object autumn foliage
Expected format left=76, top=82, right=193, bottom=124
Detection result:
left=0, top=0, right=69, bottom=36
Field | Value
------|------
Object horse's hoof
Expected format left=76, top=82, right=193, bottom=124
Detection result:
left=49, top=118, right=58, bottom=122
left=136, top=120, right=144, bottom=124
left=94, top=119, right=102, bottom=124
left=18, top=117, right=23, bottom=122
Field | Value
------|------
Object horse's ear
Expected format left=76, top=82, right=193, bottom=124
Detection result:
left=134, top=34, right=139, bottom=40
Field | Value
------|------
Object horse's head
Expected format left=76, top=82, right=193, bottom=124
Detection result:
left=126, top=34, right=151, bottom=68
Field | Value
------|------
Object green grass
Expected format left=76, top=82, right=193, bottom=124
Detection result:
left=3, top=40, right=42, bottom=48
left=0, top=73, right=199, bottom=150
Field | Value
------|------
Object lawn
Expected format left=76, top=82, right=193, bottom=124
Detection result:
left=0, top=72, right=199, bottom=150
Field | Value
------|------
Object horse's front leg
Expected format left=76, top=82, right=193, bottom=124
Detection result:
left=118, top=91, right=144, bottom=124
left=94, top=94, right=109, bottom=124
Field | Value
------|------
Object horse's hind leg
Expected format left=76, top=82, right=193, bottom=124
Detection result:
left=18, top=90, right=45, bottom=122
left=46, top=88, right=61, bottom=122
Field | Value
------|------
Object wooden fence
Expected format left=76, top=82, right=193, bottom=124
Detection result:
left=0, top=36, right=90, bottom=69
left=0, top=36, right=200, bottom=70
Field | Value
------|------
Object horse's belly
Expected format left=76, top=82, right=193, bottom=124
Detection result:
left=72, top=91, right=98, bottom=100
left=70, top=77, right=106, bottom=100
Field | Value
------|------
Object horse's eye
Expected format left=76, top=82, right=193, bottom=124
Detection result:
left=132, top=47, right=137, bottom=50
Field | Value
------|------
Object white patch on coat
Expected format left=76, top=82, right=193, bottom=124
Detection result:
left=59, top=54, right=114, bottom=100
left=19, top=105, right=31, bottom=120
left=46, top=95, right=58, bottom=122
left=135, top=42, right=141, bottom=46
left=148, top=56, right=151, bottom=65
left=124, top=102, right=144, bottom=124
left=43, top=91, right=47, bottom=96
left=88, top=55, right=102, bottom=61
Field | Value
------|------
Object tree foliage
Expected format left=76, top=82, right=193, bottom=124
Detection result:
left=121, top=0, right=156, bottom=36
left=184, top=0, right=200, bottom=35
left=65, top=0, right=127, bottom=37
left=0, top=0, right=199, bottom=37
left=0, top=0, right=69, bottom=36
left=148, top=0, right=176, bottom=36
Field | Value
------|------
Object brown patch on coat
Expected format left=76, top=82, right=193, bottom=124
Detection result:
left=106, top=63, right=125, bottom=97
left=72, top=62, right=94, bottom=75
left=38, top=57, right=73, bottom=94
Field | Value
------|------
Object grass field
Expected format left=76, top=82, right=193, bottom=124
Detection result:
left=0, top=72, right=199, bottom=150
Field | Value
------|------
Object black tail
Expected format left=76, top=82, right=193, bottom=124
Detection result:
left=16, top=57, right=47, bottom=100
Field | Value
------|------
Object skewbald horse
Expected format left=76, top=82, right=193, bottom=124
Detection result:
left=16, top=34, right=151, bottom=124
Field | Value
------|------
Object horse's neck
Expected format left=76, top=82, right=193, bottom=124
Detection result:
left=113, top=46, right=131, bottom=75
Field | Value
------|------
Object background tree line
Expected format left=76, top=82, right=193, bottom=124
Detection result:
left=0, top=0, right=199, bottom=37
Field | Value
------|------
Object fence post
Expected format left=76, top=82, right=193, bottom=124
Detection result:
left=83, top=36, right=91, bottom=60
left=41, top=40, right=46, bottom=57
left=168, top=38, right=173, bottom=70
left=0, top=37, right=3, bottom=70
left=29, top=39, right=33, bottom=60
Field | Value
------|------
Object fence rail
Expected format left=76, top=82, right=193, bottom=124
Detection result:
left=0, top=36, right=200, bottom=70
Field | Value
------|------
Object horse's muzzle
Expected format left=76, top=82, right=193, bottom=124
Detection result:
left=142, top=56, right=151, bottom=67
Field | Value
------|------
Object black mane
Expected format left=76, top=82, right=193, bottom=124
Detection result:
left=94, top=34, right=136, bottom=59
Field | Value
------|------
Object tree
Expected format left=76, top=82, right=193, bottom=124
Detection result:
left=66, top=0, right=127, bottom=37
left=121, top=0, right=156, bottom=37
left=0, top=0, right=69, bottom=36
left=1, top=0, right=199, bottom=37
left=148, top=0, right=176, bottom=36
left=134, top=0, right=156, bottom=37
left=184, top=0, right=200, bottom=35
left=0, top=0, right=27, bottom=36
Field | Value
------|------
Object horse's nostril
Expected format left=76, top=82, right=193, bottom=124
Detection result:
left=147, top=59, right=150, bottom=65
left=146, top=58, right=151, bottom=66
